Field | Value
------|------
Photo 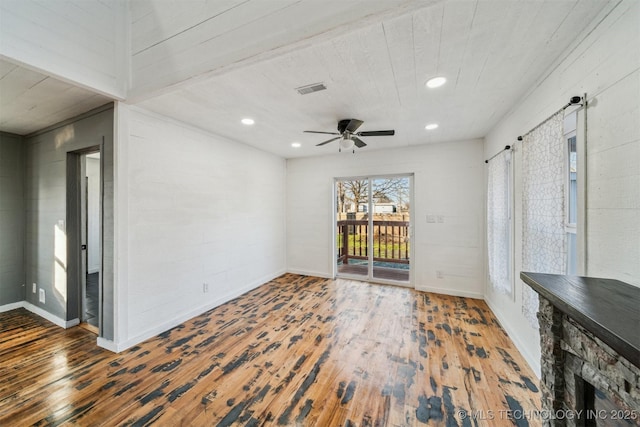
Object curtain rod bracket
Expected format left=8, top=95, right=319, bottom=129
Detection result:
left=566, top=95, right=584, bottom=107
left=517, top=95, right=584, bottom=141
left=485, top=145, right=511, bottom=163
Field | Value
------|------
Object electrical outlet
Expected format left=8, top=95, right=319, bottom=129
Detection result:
left=436, top=270, right=444, bottom=279
left=39, top=288, right=45, bottom=303
left=203, top=283, right=209, bottom=293
left=32, top=283, right=37, bottom=293
left=437, top=215, right=444, bottom=223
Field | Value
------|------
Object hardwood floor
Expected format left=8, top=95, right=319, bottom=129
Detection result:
left=0, top=274, right=540, bottom=426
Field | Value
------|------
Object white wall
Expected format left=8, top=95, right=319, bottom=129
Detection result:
left=286, top=140, right=485, bottom=298
left=86, top=157, right=101, bottom=274
left=112, top=105, right=286, bottom=350
left=484, top=0, right=640, bottom=376
left=0, top=0, right=128, bottom=98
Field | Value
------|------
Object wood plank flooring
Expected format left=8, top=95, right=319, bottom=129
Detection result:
left=0, top=274, right=541, bottom=426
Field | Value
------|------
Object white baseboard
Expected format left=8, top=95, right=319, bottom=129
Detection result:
left=286, top=269, right=334, bottom=279
left=286, top=272, right=483, bottom=299
left=66, top=318, right=80, bottom=328
left=484, top=297, right=541, bottom=377
left=1, top=301, right=79, bottom=329
left=23, top=302, right=80, bottom=329
left=115, top=270, right=287, bottom=353
left=0, top=302, right=24, bottom=313
left=415, top=284, right=484, bottom=300
left=97, top=337, right=118, bottom=352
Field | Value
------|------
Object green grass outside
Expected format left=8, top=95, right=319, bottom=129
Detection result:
left=337, top=233, right=410, bottom=259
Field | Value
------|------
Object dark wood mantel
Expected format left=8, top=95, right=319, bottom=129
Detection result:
left=520, top=272, right=640, bottom=368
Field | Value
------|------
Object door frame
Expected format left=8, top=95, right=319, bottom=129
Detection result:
left=333, top=173, right=414, bottom=288
left=81, top=175, right=88, bottom=323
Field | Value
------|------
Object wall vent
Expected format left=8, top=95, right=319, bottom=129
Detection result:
left=296, top=82, right=326, bottom=95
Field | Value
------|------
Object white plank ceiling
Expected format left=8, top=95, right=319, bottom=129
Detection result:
left=129, top=0, right=438, bottom=100
left=0, top=0, right=616, bottom=157
left=137, top=0, right=613, bottom=158
left=0, top=59, right=111, bottom=135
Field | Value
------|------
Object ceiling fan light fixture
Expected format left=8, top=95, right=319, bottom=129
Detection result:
left=425, top=77, right=446, bottom=89
left=425, top=123, right=439, bottom=130
left=241, top=118, right=255, bottom=125
left=339, top=137, right=354, bottom=150
left=291, top=142, right=301, bottom=148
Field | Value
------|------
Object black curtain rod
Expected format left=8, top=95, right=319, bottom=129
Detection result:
left=517, top=95, right=584, bottom=140
left=485, top=145, right=511, bottom=163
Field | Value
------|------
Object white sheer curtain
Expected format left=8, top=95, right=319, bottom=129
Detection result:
left=487, top=150, right=512, bottom=297
left=521, top=111, right=567, bottom=328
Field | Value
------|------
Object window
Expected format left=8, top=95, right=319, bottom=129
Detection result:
left=564, top=112, right=578, bottom=275
left=487, top=150, right=512, bottom=296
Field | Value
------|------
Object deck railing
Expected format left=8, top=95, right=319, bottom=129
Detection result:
left=337, top=220, right=410, bottom=265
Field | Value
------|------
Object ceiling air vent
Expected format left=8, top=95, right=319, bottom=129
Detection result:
left=295, top=82, right=327, bottom=95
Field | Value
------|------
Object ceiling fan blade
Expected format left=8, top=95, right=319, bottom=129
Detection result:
left=304, top=130, right=340, bottom=135
left=316, top=136, right=342, bottom=146
left=357, top=130, right=395, bottom=136
left=352, top=136, right=367, bottom=148
left=345, top=119, right=364, bottom=133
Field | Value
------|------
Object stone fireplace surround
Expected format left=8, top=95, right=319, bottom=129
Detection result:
left=521, top=273, right=639, bottom=427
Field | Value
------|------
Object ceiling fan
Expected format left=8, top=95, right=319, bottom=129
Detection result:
left=304, top=119, right=395, bottom=151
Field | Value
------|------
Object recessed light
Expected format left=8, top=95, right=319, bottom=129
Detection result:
left=291, top=142, right=301, bottom=148
left=425, top=77, right=446, bottom=89
left=241, top=118, right=255, bottom=125
left=425, top=123, right=439, bottom=130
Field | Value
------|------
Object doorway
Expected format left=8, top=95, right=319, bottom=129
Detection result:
left=66, top=147, right=102, bottom=335
left=82, top=152, right=101, bottom=331
left=335, top=175, right=413, bottom=285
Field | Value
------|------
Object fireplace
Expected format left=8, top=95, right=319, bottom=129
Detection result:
left=521, top=273, right=639, bottom=427
left=581, top=381, right=637, bottom=426
left=561, top=317, right=638, bottom=427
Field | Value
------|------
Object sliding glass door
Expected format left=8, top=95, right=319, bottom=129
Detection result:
left=335, top=175, right=412, bottom=285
